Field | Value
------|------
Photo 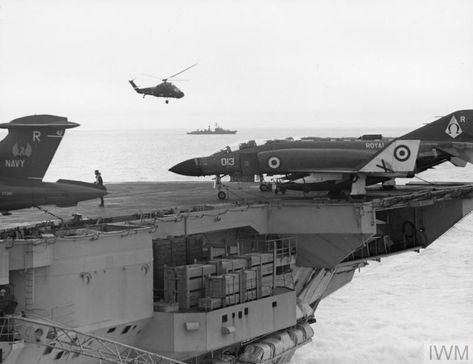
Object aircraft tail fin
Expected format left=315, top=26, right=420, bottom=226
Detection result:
left=0, top=115, right=79, bottom=180
left=401, top=110, right=473, bottom=141
left=360, top=139, right=421, bottom=175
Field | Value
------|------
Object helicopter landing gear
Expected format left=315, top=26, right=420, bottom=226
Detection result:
left=217, top=190, right=227, bottom=200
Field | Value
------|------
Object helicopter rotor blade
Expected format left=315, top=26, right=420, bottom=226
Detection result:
left=166, top=79, right=189, bottom=82
left=165, top=63, right=198, bottom=80
left=141, top=73, right=163, bottom=80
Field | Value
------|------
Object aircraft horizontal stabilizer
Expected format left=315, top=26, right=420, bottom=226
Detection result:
left=436, top=142, right=473, bottom=166
left=56, top=179, right=107, bottom=191
left=360, top=139, right=420, bottom=175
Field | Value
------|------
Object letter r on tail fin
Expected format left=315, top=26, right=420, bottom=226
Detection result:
left=360, top=139, right=421, bottom=175
left=401, top=110, right=473, bottom=142
left=0, top=115, right=79, bottom=180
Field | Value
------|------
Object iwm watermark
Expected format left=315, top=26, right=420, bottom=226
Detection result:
left=424, top=343, right=472, bottom=363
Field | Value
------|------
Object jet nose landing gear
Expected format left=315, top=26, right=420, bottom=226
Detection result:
left=214, top=175, right=228, bottom=200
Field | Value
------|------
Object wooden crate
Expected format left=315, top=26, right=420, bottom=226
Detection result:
left=176, top=290, right=201, bottom=310
left=198, top=297, right=222, bottom=311
left=243, top=269, right=257, bottom=290
left=209, top=258, right=247, bottom=274
left=240, top=253, right=274, bottom=266
left=174, top=264, right=216, bottom=279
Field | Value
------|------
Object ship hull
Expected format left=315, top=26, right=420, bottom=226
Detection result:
left=1, top=182, right=472, bottom=364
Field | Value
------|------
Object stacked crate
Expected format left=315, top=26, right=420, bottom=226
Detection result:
left=200, top=268, right=259, bottom=309
left=209, top=257, right=247, bottom=274
left=164, top=253, right=276, bottom=311
left=239, top=253, right=274, bottom=296
left=164, top=264, right=216, bottom=309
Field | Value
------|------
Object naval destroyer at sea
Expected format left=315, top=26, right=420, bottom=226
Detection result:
left=1, top=178, right=472, bottom=364
left=187, top=123, right=237, bottom=135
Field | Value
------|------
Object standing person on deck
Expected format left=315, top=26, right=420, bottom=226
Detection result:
left=94, top=170, right=105, bottom=207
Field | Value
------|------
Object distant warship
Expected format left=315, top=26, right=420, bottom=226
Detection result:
left=187, top=123, right=237, bottom=135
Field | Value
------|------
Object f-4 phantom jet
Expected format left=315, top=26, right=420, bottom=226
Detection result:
left=170, top=110, right=473, bottom=199
left=0, top=115, right=107, bottom=215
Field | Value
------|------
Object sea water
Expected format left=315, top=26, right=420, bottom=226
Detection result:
left=291, top=162, right=473, bottom=364
left=3, top=127, right=473, bottom=363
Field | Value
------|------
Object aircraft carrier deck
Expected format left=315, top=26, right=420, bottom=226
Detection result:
left=1, top=181, right=472, bottom=364
left=4, top=180, right=473, bottom=227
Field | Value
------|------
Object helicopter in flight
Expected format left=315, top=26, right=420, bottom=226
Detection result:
left=128, top=63, right=197, bottom=103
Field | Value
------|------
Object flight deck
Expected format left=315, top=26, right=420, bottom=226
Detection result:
left=3, top=181, right=473, bottom=228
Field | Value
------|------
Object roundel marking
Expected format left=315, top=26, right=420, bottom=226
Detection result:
left=393, top=145, right=411, bottom=162
left=267, top=156, right=281, bottom=169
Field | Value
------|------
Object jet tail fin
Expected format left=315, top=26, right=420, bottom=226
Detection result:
left=0, top=115, right=79, bottom=180
left=360, top=139, right=421, bottom=175
left=401, top=110, right=473, bottom=141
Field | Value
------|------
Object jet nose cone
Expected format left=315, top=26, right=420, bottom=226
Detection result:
left=169, top=158, right=202, bottom=176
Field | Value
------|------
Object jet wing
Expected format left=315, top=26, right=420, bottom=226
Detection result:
left=360, top=139, right=421, bottom=175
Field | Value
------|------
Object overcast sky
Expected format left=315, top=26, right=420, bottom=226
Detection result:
left=0, top=0, right=472, bottom=129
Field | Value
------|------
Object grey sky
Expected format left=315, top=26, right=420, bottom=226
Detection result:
left=1, top=0, right=472, bottom=129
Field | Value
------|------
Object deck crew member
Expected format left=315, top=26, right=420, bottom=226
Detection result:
left=94, top=170, right=105, bottom=207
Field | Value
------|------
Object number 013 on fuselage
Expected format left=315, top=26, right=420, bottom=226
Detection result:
left=169, top=110, right=473, bottom=198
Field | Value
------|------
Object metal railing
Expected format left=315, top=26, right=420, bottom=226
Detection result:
left=3, top=316, right=185, bottom=364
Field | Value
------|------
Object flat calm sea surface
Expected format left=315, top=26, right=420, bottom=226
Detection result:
left=2, top=126, right=472, bottom=363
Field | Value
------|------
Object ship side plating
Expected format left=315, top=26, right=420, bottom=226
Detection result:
left=0, top=184, right=472, bottom=364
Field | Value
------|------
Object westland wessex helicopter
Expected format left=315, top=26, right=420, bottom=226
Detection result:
left=128, top=63, right=197, bottom=104
left=170, top=110, right=473, bottom=199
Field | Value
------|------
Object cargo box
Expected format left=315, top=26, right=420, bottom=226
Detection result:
left=198, top=297, right=222, bottom=311
left=206, top=273, right=240, bottom=297
left=209, top=258, right=247, bottom=274
left=173, top=264, right=216, bottom=279
left=241, top=253, right=274, bottom=266
left=177, top=290, right=201, bottom=310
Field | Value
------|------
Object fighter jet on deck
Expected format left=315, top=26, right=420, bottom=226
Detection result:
left=0, top=115, right=107, bottom=215
left=170, top=110, right=473, bottom=199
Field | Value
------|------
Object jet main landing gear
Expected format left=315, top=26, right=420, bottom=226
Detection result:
left=258, top=175, right=272, bottom=192
left=259, top=182, right=272, bottom=192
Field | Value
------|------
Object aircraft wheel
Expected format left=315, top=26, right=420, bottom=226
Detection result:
left=165, top=100, right=169, bottom=104
left=259, top=184, right=269, bottom=192
left=217, top=191, right=227, bottom=200
left=280, top=187, right=286, bottom=195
